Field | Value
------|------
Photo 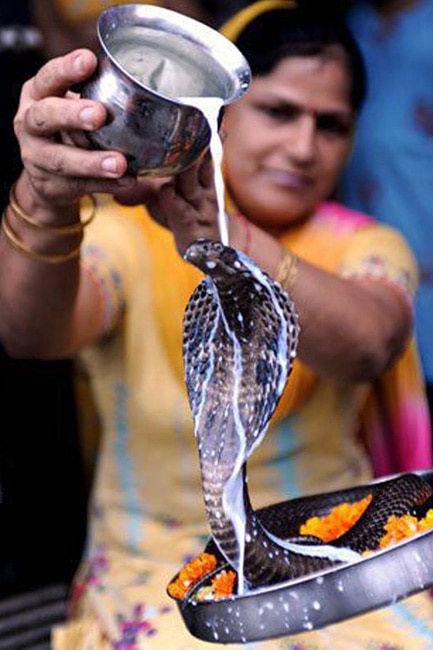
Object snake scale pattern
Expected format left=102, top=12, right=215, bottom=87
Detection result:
left=183, top=239, right=432, bottom=590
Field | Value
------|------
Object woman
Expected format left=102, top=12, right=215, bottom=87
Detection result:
left=0, top=1, right=431, bottom=648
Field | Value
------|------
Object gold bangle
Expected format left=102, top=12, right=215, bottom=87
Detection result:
left=276, top=248, right=299, bottom=293
left=1, top=211, right=81, bottom=264
left=9, top=182, right=96, bottom=234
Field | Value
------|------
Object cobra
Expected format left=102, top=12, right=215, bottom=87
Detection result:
left=183, top=239, right=432, bottom=591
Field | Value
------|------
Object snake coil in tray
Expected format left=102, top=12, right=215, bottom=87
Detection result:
left=167, top=240, right=433, bottom=643
left=168, top=469, right=433, bottom=644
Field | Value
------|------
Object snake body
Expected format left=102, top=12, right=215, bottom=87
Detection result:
left=183, top=239, right=432, bottom=590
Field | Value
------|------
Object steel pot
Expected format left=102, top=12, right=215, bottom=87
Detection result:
left=79, top=3, right=251, bottom=176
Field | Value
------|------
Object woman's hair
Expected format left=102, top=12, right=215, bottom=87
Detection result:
left=233, top=5, right=367, bottom=113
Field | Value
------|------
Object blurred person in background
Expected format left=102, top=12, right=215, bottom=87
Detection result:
left=340, top=0, right=433, bottom=427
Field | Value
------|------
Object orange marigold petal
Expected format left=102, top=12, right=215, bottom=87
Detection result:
left=167, top=582, right=188, bottom=600
left=168, top=552, right=218, bottom=600
left=379, top=509, right=433, bottom=549
left=299, top=495, right=372, bottom=542
left=211, top=570, right=236, bottom=599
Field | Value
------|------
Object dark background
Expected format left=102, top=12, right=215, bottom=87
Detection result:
left=0, top=0, right=87, bottom=597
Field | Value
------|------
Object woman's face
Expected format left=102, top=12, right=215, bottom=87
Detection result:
left=222, top=48, right=355, bottom=232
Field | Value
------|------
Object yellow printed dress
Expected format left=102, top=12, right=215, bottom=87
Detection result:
left=53, top=198, right=433, bottom=650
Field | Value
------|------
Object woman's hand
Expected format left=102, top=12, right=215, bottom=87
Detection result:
left=161, top=152, right=221, bottom=256
left=13, top=45, right=222, bottom=252
left=13, top=48, right=136, bottom=215
left=117, top=151, right=221, bottom=257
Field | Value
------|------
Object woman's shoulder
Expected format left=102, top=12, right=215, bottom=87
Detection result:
left=316, top=203, right=416, bottom=271
left=316, top=201, right=374, bottom=230
left=318, top=202, right=411, bottom=240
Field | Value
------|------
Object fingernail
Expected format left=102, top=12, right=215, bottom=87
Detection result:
left=73, top=52, right=86, bottom=73
left=101, top=156, right=119, bottom=174
left=80, top=107, right=98, bottom=129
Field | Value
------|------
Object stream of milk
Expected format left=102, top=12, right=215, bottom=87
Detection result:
left=115, top=45, right=252, bottom=586
left=179, top=97, right=228, bottom=245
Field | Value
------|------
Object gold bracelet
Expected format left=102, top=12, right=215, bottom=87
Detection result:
left=9, top=182, right=96, bottom=234
left=1, top=211, right=81, bottom=264
left=276, top=248, right=299, bottom=292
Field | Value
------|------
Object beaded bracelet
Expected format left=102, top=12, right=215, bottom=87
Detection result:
left=1, top=211, right=82, bottom=264
left=9, top=182, right=96, bottom=234
left=276, top=248, right=299, bottom=293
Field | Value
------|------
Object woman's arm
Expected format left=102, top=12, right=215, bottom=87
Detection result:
left=0, top=49, right=136, bottom=358
left=150, top=160, right=413, bottom=384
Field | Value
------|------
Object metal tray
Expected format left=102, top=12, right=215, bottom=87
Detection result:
left=168, top=469, right=433, bottom=644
